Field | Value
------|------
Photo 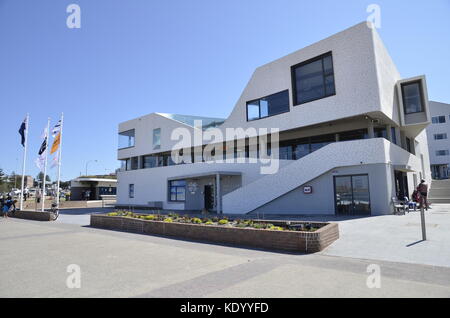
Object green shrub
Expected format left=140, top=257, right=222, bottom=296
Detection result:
left=145, top=215, right=156, bottom=220
left=252, top=223, right=265, bottom=229
left=268, top=226, right=284, bottom=231
left=218, top=219, right=228, bottom=225
left=192, top=217, right=202, bottom=224
left=107, top=212, right=118, bottom=216
left=205, top=221, right=214, bottom=225
left=163, top=217, right=173, bottom=223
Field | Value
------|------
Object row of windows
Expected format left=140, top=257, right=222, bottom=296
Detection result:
left=434, top=133, right=448, bottom=140
left=436, top=150, right=449, bottom=156
left=120, top=127, right=397, bottom=171
left=128, top=181, right=187, bottom=202
left=432, top=116, right=446, bottom=124
left=246, top=52, right=336, bottom=121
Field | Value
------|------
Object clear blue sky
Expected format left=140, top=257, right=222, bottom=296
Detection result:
left=0, top=0, right=449, bottom=181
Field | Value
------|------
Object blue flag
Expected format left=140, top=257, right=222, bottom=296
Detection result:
left=18, top=117, right=26, bottom=147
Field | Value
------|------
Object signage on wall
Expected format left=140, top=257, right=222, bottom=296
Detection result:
left=303, top=186, right=313, bottom=194
left=187, top=182, right=198, bottom=194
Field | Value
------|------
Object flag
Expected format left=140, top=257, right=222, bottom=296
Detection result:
left=35, top=127, right=48, bottom=171
left=51, top=150, right=60, bottom=169
left=50, top=132, right=61, bottom=154
left=18, top=117, right=27, bottom=147
left=52, top=119, right=61, bottom=137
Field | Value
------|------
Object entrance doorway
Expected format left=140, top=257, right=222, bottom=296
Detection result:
left=204, top=185, right=214, bottom=211
left=334, top=174, right=371, bottom=215
left=394, top=170, right=409, bottom=199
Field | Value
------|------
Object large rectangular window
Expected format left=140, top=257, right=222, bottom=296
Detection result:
left=246, top=90, right=289, bottom=121
left=118, top=129, right=135, bottom=149
left=291, top=52, right=335, bottom=105
left=334, top=174, right=370, bottom=216
left=401, top=81, right=424, bottom=114
left=168, top=180, right=186, bottom=202
left=153, top=128, right=161, bottom=149
left=432, top=116, right=446, bottom=124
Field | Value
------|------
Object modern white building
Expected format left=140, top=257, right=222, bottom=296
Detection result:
left=116, top=22, right=431, bottom=216
left=426, top=101, right=450, bottom=179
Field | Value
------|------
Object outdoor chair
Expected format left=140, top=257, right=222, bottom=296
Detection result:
left=404, top=196, right=417, bottom=211
left=392, top=197, right=408, bottom=215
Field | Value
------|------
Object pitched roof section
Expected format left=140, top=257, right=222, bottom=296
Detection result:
left=156, top=113, right=225, bottom=130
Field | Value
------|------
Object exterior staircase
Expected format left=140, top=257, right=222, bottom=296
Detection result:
left=222, top=138, right=420, bottom=214
left=429, top=179, right=450, bottom=204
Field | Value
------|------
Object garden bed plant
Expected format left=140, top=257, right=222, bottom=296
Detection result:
left=105, top=210, right=322, bottom=232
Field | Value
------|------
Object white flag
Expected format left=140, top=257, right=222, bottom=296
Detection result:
left=51, top=151, right=60, bottom=169
left=35, top=127, right=48, bottom=171
left=52, top=119, right=61, bottom=138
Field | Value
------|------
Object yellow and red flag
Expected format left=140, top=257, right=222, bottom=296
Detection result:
left=50, top=132, right=61, bottom=154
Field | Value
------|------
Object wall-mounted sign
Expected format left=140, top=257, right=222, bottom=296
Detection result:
left=303, top=186, right=313, bottom=194
left=187, top=182, right=198, bottom=194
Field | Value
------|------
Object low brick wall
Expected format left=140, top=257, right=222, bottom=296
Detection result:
left=90, top=215, right=339, bottom=253
left=11, top=210, right=54, bottom=221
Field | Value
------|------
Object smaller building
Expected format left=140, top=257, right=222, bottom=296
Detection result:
left=70, top=176, right=117, bottom=200
left=426, top=101, right=450, bottom=179
left=24, top=175, right=34, bottom=189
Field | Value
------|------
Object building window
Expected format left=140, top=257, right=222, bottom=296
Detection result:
left=168, top=180, right=186, bottom=202
left=142, top=155, right=157, bottom=168
left=120, top=159, right=131, bottom=171
left=291, top=52, right=335, bottom=105
left=118, top=129, right=135, bottom=149
left=128, top=184, right=134, bottom=198
left=391, top=127, right=397, bottom=144
left=153, top=128, right=161, bottom=149
left=401, top=81, right=424, bottom=114
left=406, top=137, right=413, bottom=154
left=246, top=90, right=289, bottom=121
left=130, top=157, right=139, bottom=170
left=436, top=150, right=449, bottom=156
left=432, top=116, right=446, bottom=124
left=434, top=133, right=448, bottom=140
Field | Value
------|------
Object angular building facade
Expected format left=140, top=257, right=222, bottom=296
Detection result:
left=116, top=22, right=431, bottom=216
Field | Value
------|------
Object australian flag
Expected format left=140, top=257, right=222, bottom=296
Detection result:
left=18, top=117, right=27, bottom=147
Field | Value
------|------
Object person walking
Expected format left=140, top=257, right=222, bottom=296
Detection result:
left=416, top=179, right=429, bottom=210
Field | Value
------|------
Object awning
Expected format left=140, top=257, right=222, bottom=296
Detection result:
left=393, top=164, right=415, bottom=172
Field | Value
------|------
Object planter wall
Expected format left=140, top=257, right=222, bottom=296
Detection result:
left=90, top=215, right=339, bottom=253
left=11, top=210, right=54, bottom=221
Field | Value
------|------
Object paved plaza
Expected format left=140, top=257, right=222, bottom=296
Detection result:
left=1, top=206, right=450, bottom=297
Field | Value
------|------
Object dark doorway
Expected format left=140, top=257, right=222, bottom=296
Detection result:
left=204, top=185, right=214, bottom=210
left=334, top=174, right=371, bottom=216
left=394, top=170, right=409, bottom=199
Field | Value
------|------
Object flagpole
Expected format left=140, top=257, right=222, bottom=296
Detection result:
left=19, top=114, right=29, bottom=211
left=56, top=113, right=64, bottom=209
left=41, top=117, right=50, bottom=212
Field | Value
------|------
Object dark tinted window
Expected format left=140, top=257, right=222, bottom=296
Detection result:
left=246, top=90, right=289, bottom=121
left=432, top=116, right=446, bottom=124
left=401, top=81, right=424, bottom=114
left=292, top=52, right=335, bottom=105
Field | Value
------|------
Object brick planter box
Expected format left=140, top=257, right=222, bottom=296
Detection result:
left=90, top=214, right=339, bottom=253
left=11, top=210, right=55, bottom=221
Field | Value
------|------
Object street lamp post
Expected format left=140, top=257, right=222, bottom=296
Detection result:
left=85, top=160, right=98, bottom=176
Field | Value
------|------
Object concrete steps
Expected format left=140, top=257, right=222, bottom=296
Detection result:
left=429, top=179, right=450, bottom=203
